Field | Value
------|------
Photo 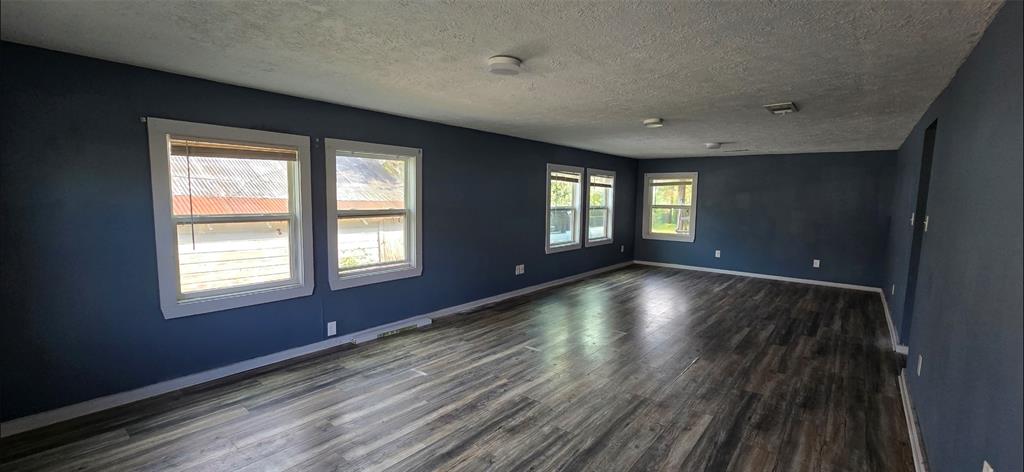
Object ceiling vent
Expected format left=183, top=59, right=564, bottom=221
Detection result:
left=763, top=102, right=799, bottom=115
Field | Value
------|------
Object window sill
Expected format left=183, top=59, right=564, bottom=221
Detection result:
left=585, top=238, right=614, bottom=247
left=545, top=242, right=582, bottom=254
left=330, top=264, right=422, bottom=290
left=642, top=233, right=695, bottom=243
left=162, top=282, right=314, bottom=319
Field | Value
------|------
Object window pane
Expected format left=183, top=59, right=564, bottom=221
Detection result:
left=549, top=178, right=578, bottom=208
left=336, top=154, right=406, bottom=211
left=170, top=155, right=290, bottom=216
left=589, top=184, right=609, bottom=207
left=549, top=209, right=576, bottom=245
left=588, top=208, right=609, bottom=240
left=651, top=184, right=682, bottom=205
left=338, top=215, right=407, bottom=270
left=650, top=207, right=692, bottom=235
left=177, top=221, right=291, bottom=294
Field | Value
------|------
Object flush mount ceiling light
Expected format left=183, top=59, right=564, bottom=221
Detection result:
left=643, top=118, right=664, bottom=128
left=487, top=55, right=522, bottom=75
left=764, top=102, right=799, bottom=115
left=704, top=142, right=722, bottom=150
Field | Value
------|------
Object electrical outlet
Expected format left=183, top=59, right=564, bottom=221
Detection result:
left=917, top=354, right=923, bottom=376
left=327, top=321, right=337, bottom=337
left=620, top=245, right=625, bottom=253
left=813, top=259, right=821, bottom=268
left=714, top=249, right=721, bottom=258
left=515, top=264, right=525, bottom=275
left=982, top=460, right=994, bottom=472
left=892, top=284, right=896, bottom=295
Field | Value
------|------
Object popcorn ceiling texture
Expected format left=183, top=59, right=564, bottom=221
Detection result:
left=0, top=0, right=1002, bottom=158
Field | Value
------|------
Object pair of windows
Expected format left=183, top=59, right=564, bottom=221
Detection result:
left=544, top=164, right=616, bottom=253
left=147, top=118, right=420, bottom=318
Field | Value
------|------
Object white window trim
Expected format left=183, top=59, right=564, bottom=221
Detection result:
left=147, top=118, right=314, bottom=319
left=641, top=171, right=699, bottom=243
left=585, top=168, right=615, bottom=247
left=324, top=138, right=422, bottom=290
left=545, top=163, right=584, bottom=254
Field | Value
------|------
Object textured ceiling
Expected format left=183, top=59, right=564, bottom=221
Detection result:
left=0, top=1, right=1002, bottom=158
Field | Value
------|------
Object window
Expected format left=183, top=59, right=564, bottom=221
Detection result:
left=545, top=164, right=584, bottom=253
left=585, top=169, right=615, bottom=246
left=147, top=118, right=314, bottom=318
left=325, top=139, right=421, bottom=290
left=642, top=172, right=698, bottom=242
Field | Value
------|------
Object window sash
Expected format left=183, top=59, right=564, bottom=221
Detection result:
left=336, top=209, right=412, bottom=272
left=548, top=208, right=579, bottom=247
left=173, top=201, right=301, bottom=300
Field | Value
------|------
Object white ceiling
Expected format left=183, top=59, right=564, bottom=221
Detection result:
left=0, top=1, right=1002, bottom=158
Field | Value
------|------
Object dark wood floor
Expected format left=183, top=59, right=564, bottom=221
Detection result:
left=1, top=265, right=914, bottom=471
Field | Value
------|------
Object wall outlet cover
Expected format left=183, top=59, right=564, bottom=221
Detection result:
left=620, top=245, right=625, bottom=253
left=515, top=264, right=525, bottom=275
left=327, top=321, right=337, bottom=337
left=714, top=250, right=721, bottom=258
left=813, top=259, right=821, bottom=268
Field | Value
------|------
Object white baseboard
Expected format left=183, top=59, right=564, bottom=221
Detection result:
left=878, top=291, right=910, bottom=354
left=634, top=260, right=881, bottom=292
left=634, top=260, right=909, bottom=353
left=899, top=369, right=929, bottom=472
left=0, top=261, right=631, bottom=438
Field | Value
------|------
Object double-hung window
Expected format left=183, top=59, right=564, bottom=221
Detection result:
left=147, top=118, right=314, bottom=318
left=545, top=164, right=584, bottom=253
left=325, top=139, right=422, bottom=290
left=585, top=169, right=615, bottom=246
left=642, top=172, right=698, bottom=242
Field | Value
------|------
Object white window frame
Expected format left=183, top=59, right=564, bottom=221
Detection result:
left=585, top=168, right=615, bottom=247
left=642, top=172, right=699, bottom=243
left=147, top=118, right=314, bottom=319
left=325, top=138, right=422, bottom=290
left=545, top=163, right=584, bottom=254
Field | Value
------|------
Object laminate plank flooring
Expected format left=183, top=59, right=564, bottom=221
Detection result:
left=0, top=265, right=914, bottom=471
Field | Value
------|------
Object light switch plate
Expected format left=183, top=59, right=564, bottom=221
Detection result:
left=515, top=264, right=525, bottom=275
left=813, top=259, right=821, bottom=268
left=714, top=249, right=721, bottom=258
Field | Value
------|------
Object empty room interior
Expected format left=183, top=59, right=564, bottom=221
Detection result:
left=1, top=1, right=1022, bottom=471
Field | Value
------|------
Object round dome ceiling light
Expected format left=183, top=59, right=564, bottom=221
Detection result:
left=643, top=118, right=664, bottom=128
left=488, top=55, right=522, bottom=75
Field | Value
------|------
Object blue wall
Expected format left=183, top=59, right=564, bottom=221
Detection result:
left=0, top=42, right=637, bottom=421
left=634, top=151, right=895, bottom=287
left=884, top=2, right=1023, bottom=471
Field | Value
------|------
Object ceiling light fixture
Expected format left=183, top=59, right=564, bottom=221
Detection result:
left=704, top=142, right=722, bottom=150
left=763, top=102, right=799, bottom=115
left=643, top=118, right=664, bottom=128
left=488, top=55, right=522, bottom=75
